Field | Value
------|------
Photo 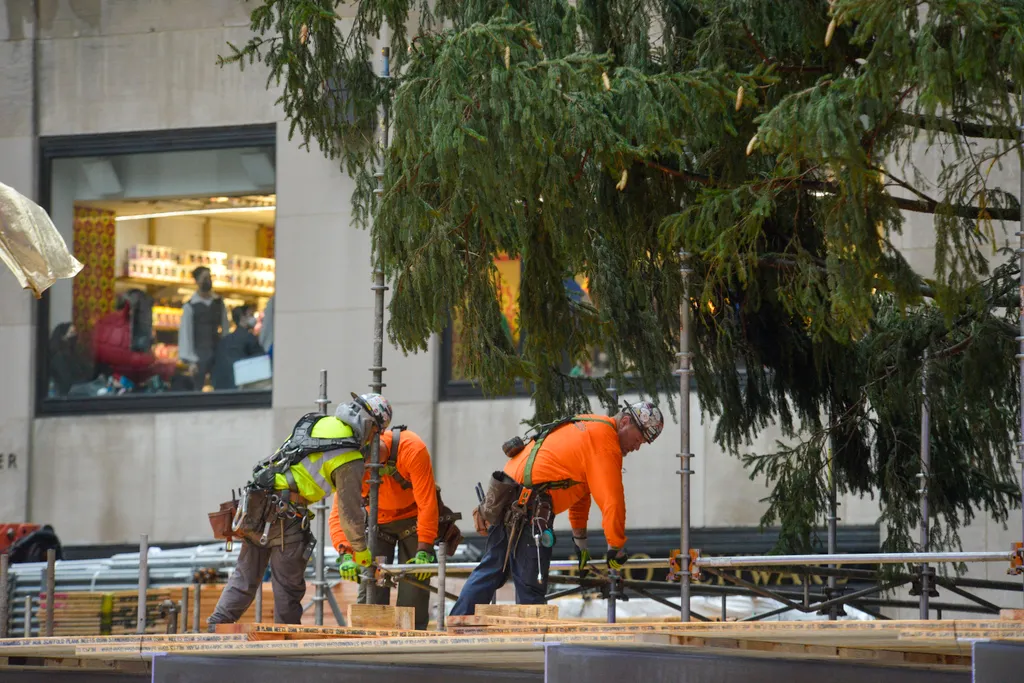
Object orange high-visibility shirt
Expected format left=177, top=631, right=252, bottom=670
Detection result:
left=329, top=428, right=439, bottom=550
left=502, top=415, right=627, bottom=549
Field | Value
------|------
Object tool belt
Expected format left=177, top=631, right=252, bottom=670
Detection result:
left=208, top=486, right=312, bottom=549
left=369, top=489, right=464, bottom=550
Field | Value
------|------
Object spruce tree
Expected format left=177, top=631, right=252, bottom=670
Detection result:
left=222, top=0, right=1024, bottom=553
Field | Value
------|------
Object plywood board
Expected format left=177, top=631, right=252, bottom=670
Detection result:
left=347, top=604, right=415, bottom=630
left=474, top=604, right=559, bottom=620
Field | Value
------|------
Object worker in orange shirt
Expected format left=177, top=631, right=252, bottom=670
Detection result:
left=329, top=425, right=440, bottom=630
left=450, top=401, right=664, bottom=614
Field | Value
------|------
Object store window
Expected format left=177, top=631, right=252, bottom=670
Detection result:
left=441, top=255, right=612, bottom=398
left=38, top=129, right=277, bottom=413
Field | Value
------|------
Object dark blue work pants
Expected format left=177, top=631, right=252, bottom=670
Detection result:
left=449, top=516, right=553, bottom=615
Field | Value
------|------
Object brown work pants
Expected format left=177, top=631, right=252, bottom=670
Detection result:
left=207, top=518, right=310, bottom=629
left=357, top=516, right=430, bottom=630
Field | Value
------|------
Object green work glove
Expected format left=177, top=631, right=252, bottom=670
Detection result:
left=605, top=547, right=630, bottom=572
left=337, top=553, right=360, bottom=582
left=353, top=547, right=373, bottom=567
left=407, top=550, right=435, bottom=582
left=573, top=536, right=591, bottom=579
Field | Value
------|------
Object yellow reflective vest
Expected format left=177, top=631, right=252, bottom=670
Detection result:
left=273, top=416, right=364, bottom=503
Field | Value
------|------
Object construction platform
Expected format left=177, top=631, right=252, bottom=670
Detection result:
left=2, top=608, right=1024, bottom=683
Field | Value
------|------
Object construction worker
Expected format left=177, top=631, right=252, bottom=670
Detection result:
left=329, top=425, right=440, bottom=630
left=450, top=401, right=664, bottom=615
left=207, top=392, right=393, bottom=629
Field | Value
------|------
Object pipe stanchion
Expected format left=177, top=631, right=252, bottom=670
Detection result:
left=0, top=553, right=8, bottom=638
left=137, top=534, right=148, bottom=634
left=919, top=348, right=932, bottom=619
left=23, top=595, right=32, bottom=637
left=255, top=580, right=264, bottom=623
left=437, top=541, right=447, bottom=631
left=192, top=583, right=201, bottom=633
left=313, top=369, right=330, bottom=625
left=179, top=586, right=189, bottom=634
left=44, top=549, right=55, bottom=636
left=364, top=42, right=392, bottom=609
left=678, top=249, right=693, bottom=622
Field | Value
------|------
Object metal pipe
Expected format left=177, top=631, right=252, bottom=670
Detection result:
left=695, top=550, right=1014, bottom=568
left=919, top=347, right=931, bottom=620
left=255, top=579, right=263, bottom=623
left=678, top=248, right=693, bottom=622
left=607, top=570, right=618, bottom=623
left=826, top=431, right=838, bottom=621
left=437, top=541, right=447, bottom=631
left=365, top=43, right=392, bottom=610
left=137, top=534, right=148, bottom=634
left=0, top=553, right=8, bottom=638
left=179, top=587, right=188, bottom=634
left=23, top=595, right=32, bottom=637
left=721, top=594, right=727, bottom=621
left=313, top=369, right=330, bottom=625
left=192, top=583, right=201, bottom=633
left=44, top=548, right=55, bottom=636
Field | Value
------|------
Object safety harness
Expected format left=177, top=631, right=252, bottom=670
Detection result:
left=367, top=426, right=464, bottom=547
left=251, top=412, right=362, bottom=492
left=501, top=415, right=615, bottom=572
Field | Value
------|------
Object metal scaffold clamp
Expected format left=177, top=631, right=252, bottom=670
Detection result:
left=669, top=548, right=704, bottom=581
left=1009, top=542, right=1023, bottom=576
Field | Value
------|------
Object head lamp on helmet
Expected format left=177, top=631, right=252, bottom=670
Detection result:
left=350, top=392, right=393, bottom=432
left=623, top=401, right=664, bottom=444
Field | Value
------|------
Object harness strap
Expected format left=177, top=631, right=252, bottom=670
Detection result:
left=522, top=416, right=614, bottom=490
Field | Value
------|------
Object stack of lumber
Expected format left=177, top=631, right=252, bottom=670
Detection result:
left=37, top=589, right=176, bottom=636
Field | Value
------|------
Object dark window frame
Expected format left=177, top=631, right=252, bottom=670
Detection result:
left=35, top=123, right=277, bottom=417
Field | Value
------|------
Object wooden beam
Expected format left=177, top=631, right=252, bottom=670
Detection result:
left=347, top=604, right=415, bottom=630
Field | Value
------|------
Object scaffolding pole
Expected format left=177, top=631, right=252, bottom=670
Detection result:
left=678, top=249, right=693, bottom=622
left=918, top=348, right=931, bottom=619
left=826, top=432, right=839, bottom=621
left=312, top=369, right=331, bottom=624
left=365, top=43, right=391, bottom=608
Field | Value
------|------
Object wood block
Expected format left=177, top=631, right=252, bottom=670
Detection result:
left=1000, top=609, right=1024, bottom=621
left=347, top=604, right=415, bottom=630
left=474, top=604, right=559, bottom=620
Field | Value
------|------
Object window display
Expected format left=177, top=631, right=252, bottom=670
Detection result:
left=40, top=144, right=277, bottom=406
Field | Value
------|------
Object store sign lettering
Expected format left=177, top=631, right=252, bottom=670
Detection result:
left=0, top=453, right=17, bottom=470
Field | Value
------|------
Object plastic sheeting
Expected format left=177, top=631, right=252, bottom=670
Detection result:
left=0, top=181, right=82, bottom=296
left=550, top=595, right=875, bottom=622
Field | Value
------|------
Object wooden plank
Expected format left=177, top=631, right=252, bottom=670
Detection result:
left=0, top=633, right=245, bottom=656
left=1000, top=609, right=1024, bottom=621
left=74, top=632, right=642, bottom=659
left=347, top=604, right=415, bottom=630
left=217, top=622, right=436, bottom=640
left=475, top=604, right=559, bottom=620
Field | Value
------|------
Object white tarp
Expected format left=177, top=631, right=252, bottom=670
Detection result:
left=0, top=181, right=83, bottom=296
left=549, top=595, right=875, bottom=622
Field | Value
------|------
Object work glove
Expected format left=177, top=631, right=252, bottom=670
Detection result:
left=605, top=547, right=630, bottom=572
left=407, top=550, right=435, bottom=582
left=572, top=535, right=591, bottom=579
left=337, top=553, right=360, bottom=582
left=337, top=548, right=373, bottom=582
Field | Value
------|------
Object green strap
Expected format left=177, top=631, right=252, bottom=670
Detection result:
left=522, top=416, right=613, bottom=490
left=380, top=427, right=413, bottom=490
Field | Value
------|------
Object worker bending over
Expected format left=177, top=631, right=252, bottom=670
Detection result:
left=207, top=392, right=392, bottom=629
left=450, top=401, right=664, bottom=615
left=330, top=425, right=450, bottom=630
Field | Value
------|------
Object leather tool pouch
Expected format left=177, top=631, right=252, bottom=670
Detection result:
left=208, top=499, right=238, bottom=540
left=479, top=471, right=522, bottom=527
left=236, top=488, right=274, bottom=535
